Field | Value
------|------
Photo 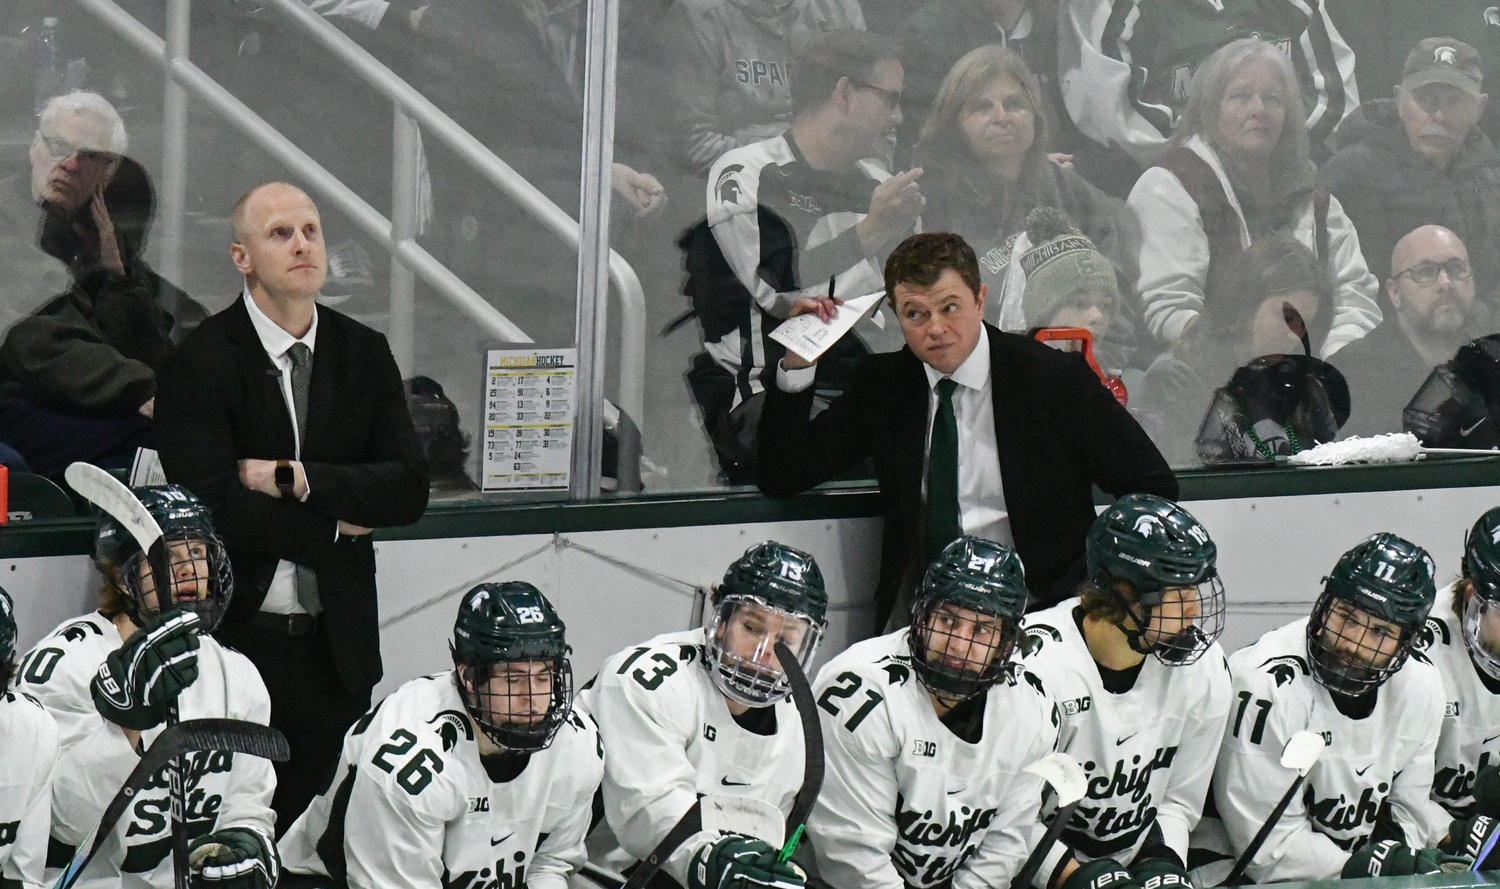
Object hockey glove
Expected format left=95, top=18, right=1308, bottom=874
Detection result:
left=91, top=609, right=201, bottom=731
left=1060, top=858, right=1141, bottom=889
left=1131, top=856, right=1193, bottom=889
left=1341, top=840, right=1466, bottom=878
left=187, top=826, right=280, bottom=889
left=689, top=835, right=805, bottom=889
left=1442, top=814, right=1500, bottom=869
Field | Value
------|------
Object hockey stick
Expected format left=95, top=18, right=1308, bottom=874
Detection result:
left=1010, top=753, right=1089, bottom=889
left=63, top=462, right=189, bottom=889
left=618, top=642, right=821, bottom=889
left=1223, top=730, right=1327, bottom=885
left=53, top=718, right=290, bottom=889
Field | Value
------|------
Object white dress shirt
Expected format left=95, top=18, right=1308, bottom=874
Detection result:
left=776, top=333, right=1011, bottom=546
left=242, top=290, right=319, bottom=615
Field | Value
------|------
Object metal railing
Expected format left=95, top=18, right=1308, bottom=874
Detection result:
left=72, top=0, right=644, bottom=494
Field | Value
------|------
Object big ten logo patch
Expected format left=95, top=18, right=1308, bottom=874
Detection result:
left=1062, top=696, right=1092, bottom=716
left=735, top=59, right=787, bottom=86
left=912, top=739, right=937, bottom=757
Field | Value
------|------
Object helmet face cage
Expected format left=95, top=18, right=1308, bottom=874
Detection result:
left=1120, top=574, right=1227, bottom=666
left=454, top=654, right=574, bottom=752
left=704, top=594, right=824, bottom=707
left=120, top=529, right=234, bottom=632
left=908, top=596, right=1020, bottom=703
left=1306, top=593, right=1414, bottom=697
left=0, top=588, right=14, bottom=694
left=1462, top=593, right=1500, bottom=682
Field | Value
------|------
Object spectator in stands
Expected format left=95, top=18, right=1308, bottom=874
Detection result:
left=405, top=374, right=479, bottom=497
left=1338, top=226, right=1488, bottom=437
left=686, top=30, right=917, bottom=483
left=1136, top=236, right=1332, bottom=466
left=914, top=46, right=1136, bottom=315
left=1012, top=207, right=1131, bottom=373
left=1322, top=38, right=1500, bottom=290
left=1060, top=0, right=1357, bottom=175
left=1129, top=38, right=1381, bottom=358
left=0, top=91, right=204, bottom=480
left=659, top=0, right=864, bottom=173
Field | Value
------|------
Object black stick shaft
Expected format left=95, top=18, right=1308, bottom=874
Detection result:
left=1224, top=774, right=1307, bottom=885
left=1011, top=800, right=1081, bottom=889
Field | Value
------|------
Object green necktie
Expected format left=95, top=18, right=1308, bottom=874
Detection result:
left=925, top=377, right=961, bottom=561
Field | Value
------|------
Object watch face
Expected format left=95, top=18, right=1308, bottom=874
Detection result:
left=275, top=465, right=294, bottom=488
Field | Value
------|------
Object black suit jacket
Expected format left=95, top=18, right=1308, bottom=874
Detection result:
left=154, top=297, right=429, bottom=694
left=758, top=324, right=1177, bottom=628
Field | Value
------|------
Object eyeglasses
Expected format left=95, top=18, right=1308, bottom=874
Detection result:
left=853, top=79, right=903, bottom=111
left=1391, top=259, right=1473, bottom=286
left=35, top=132, right=117, bottom=164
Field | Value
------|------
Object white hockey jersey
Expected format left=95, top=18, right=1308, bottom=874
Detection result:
left=280, top=671, right=603, bottom=889
left=1019, top=600, right=1231, bottom=876
left=580, top=629, right=805, bottom=888
left=0, top=689, right=59, bottom=889
left=1191, top=618, right=1443, bottom=883
left=806, top=630, right=1059, bottom=889
left=1413, top=585, right=1500, bottom=842
left=14, top=611, right=275, bottom=889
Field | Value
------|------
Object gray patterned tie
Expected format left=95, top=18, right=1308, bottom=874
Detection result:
left=286, top=343, right=320, bottom=616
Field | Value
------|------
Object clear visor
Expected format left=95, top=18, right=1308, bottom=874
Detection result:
left=705, top=595, right=823, bottom=707
left=1138, top=576, right=1226, bottom=665
left=1463, top=593, right=1500, bottom=681
left=1307, top=598, right=1410, bottom=696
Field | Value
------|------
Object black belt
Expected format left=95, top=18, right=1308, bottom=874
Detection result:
left=248, top=611, right=322, bottom=636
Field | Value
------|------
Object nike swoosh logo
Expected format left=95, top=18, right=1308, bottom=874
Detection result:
left=491, top=832, right=515, bottom=846
left=1463, top=418, right=1487, bottom=437
left=1355, top=764, right=1372, bottom=776
left=721, top=777, right=750, bottom=787
left=1484, top=733, right=1500, bottom=745
left=947, top=788, right=965, bottom=795
left=1117, top=733, right=1138, bottom=745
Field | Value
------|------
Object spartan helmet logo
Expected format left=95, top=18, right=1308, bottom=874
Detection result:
left=715, top=165, right=746, bottom=205
left=1436, top=45, right=1460, bottom=66
left=1487, top=7, right=1500, bottom=27
left=1132, top=515, right=1162, bottom=537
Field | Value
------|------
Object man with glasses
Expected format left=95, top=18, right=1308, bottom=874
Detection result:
left=1336, top=225, right=1487, bottom=436
left=687, top=29, right=921, bottom=483
left=1323, top=38, right=1500, bottom=288
left=0, top=89, right=203, bottom=478
left=1190, top=533, right=1449, bottom=883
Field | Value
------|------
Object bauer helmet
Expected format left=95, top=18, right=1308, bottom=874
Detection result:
left=1086, top=494, right=1225, bottom=665
left=1307, top=533, right=1436, bottom=696
left=705, top=541, right=828, bottom=707
left=93, top=485, right=233, bottom=632
left=451, top=582, right=574, bottom=752
left=909, top=536, right=1027, bottom=703
left=1462, top=507, right=1500, bottom=680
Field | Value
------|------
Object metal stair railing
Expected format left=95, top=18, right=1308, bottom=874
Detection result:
left=70, top=0, right=644, bottom=493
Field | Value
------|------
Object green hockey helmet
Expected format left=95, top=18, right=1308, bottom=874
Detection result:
left=1086, top=494, right=1225, bottom=665
left=93, top=485, right=233, bottom=632
left=451, top=582, right=573, bottom=751
left=0, top=587, right=14, bottom=693
left=908, top=536, right=1027, bottom=703
left=1308, top=533, right=1436, bottom=696
left=706, top=542, right=828, bottom=707
left=1461, top=508, right=1500, bottom=680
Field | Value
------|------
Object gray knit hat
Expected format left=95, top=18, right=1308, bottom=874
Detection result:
left=1019, top=207, right=1119, bottom=327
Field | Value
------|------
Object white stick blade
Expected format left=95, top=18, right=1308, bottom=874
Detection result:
left=63, top=462, right=164, bottom=553
left=1280, top=731, right=1326, bottom=774
left=699, top=795, right=786, bottom=846
left=1024, top=753, right=1088, bottom=806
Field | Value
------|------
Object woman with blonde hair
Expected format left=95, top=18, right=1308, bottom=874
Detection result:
left=1128, top=37, right=1380, bottom=358
left=914, top=44, right=1139, bottom=346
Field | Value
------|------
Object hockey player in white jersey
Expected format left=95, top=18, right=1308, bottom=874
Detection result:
left=279, top=581, right=602, bottom=889
left=807, top=536, right=1060, bottom=889
left=1409, top=507, right=1500, bottom=865
left=0, top=584, right=60, bottom=889
left=1196, top=533, right=1452, bottom=883
left=1021, top=495, right=1230, bottom=889
left=584, top=541, right=826, bottom=889
left=14, top=485, right=277, bottom=889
